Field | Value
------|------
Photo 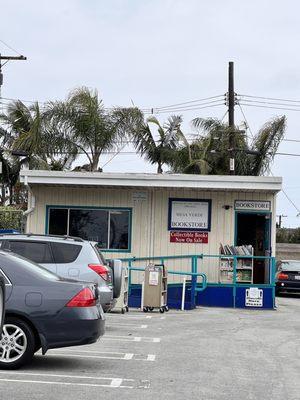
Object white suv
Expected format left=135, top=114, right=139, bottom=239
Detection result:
left=0, top=234, right=122, bottom=312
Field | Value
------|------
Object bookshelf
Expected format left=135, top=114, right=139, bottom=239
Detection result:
left=219, top=244, right=254, bottom=284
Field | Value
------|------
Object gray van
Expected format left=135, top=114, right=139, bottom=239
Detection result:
left=0, top=234, right=122, bottom=312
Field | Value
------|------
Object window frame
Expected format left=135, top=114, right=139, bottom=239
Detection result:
left=46, top=205, right=132, bottom=253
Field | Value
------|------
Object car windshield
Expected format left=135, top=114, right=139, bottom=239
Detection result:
left=281, top=261, right=300, bottom=272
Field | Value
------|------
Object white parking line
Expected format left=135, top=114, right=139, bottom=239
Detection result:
left=107, top=315, right=152, bottom=319
left=110, top=378, right=123, bottom=388
left=0, top=371, right=150, bottom=389
left=107, top=322, right=148, bottom=329
left=123, top=353, right=134, bottom=360
left=146, top=354, right=156, bottom=361
left=47, top=349, right=156, bottom=362
left=103, top=335, right=161, bottom=343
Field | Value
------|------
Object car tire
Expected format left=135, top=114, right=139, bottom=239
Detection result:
left=0, top=317, right=36, bottom=369
left=111, top=261, right=123, bottom=299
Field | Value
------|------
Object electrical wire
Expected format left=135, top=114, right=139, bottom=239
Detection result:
left=236, top=102, right=254, bottom=139
left=239, top=93, right=300, bottom=104
left=0, top=39, right=23, bottom=56
left=239, top=102, right=300, bottom=112
left=149, top=99, right=225, bottom=114
left=150, top=94, right=225, bottom=110
left=220, top=110, right=228, bottom=123
left=151, top=95, right=224, bottom=110
left=238, top=98, right=300, bottom=109
left=148, top=102, right=225, bottom=115
left=101, top=142, right=130, bottom=168
left=265, top=157, right=300, bottom=221
left=275, top=152, right=300, bottom=157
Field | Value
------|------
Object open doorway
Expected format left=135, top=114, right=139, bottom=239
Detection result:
left=235, top=212, right=271, bottom=284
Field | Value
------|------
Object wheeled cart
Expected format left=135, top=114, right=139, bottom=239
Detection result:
left=114, top=265, right=129, bottom=314
left=143, top=263, right=168, bottom=313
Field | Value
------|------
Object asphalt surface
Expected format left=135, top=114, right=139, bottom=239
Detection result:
left=0, top=296, right=299, bottom=400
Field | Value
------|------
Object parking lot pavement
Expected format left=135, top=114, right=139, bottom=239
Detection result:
left=1, top=296, right=300, bottom=400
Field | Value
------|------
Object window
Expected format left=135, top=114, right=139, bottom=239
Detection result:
left=47, top=207, right=131, bottom=251
left=49, top=209, right=68, bottom=235
left=69, top=209, right=109, bottom=246
left=7, top=241, right=53, bottom=264
left=51, top=242, right=82, bottom=263
left=109, top=211, right=129, bottom=250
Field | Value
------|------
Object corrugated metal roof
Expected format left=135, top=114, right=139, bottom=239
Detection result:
left=20, top=170, right=282, bottom=192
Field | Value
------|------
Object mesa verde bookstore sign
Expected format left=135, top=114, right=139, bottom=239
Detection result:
left=168, top=198, right=211, bottom=232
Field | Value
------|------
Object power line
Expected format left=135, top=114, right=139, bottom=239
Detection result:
left=0, top=39, right=23, bottom=56
left=149, top=102, right=225, bottom=115
left=239, top=102, right=300, bottom=112
left=149, top=99, right=225, bottom=113
left=236, top=102, right=254, bottom=139
left=275, top=152, right=300, bottom=157
left=151, top=94, right=225, bottom=110
left=239, top=93, right=300, bottom=104
left=238, top=97, right=300, bottom=109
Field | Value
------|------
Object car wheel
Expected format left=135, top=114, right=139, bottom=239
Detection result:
left=0, top=317, right=35, bottom=369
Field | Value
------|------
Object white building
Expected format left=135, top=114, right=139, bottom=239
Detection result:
left=20, top=170, right=282, bottom=309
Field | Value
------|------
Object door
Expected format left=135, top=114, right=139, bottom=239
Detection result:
left=235, top=212, right=272, bottom=284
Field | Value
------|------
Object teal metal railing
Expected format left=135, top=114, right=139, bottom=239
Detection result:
left=119, top=254, right=277, bottom=309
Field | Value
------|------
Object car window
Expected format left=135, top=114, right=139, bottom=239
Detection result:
left=51, top=242, right=82, bottom=263
left=93, top=244, right=107, bottom=265
left=281, top=261, right=300, bottom=272
left=7, top=241, right=53, bottom=264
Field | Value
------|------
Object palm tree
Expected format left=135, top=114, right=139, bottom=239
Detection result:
left=132, top=115, right=184, bottom=173
left=169, top=116, right=286, bottom=176
left=45, top=87, right=144, bottom=171
left=0, top=100, right=72, bottom=170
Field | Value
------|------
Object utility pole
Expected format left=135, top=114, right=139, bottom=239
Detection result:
left=0, top=54, right=27, bottom=99
left=0, top=53, right=27, bottom=205
left=228, top=61, right=235, bottom=175
left=276, top=214, right=287, bottom=228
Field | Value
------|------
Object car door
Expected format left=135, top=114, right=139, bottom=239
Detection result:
left=50, top=242, right=82, bottom=279
left=3, top=240, right=57, bottom=274
left=0, top=274, right=5, bottom=335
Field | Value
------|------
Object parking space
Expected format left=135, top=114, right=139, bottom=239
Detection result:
left=1, top=297, right=300, bottom=400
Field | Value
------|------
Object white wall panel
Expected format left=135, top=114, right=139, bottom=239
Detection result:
left=27, top=186, right=277, bottom=284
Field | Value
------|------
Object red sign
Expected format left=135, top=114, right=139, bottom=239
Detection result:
left=170, top=231, right=208, bottom=244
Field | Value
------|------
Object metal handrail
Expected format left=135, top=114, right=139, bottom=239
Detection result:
left=128, top=266, right=207, bottom=310
left=119, top=253, right=277, bottom=309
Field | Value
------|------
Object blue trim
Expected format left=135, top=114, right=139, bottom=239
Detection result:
left=129, top=284, right=275, bottom=310
left=45, top=205, right=132, bottom=253
left=168, top=197, right=212, bottom=232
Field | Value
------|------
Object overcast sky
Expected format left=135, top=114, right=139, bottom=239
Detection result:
left=1, top=0, right=300, bottom=227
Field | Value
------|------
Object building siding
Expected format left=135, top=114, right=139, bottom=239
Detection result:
left=27, top=185, right=276, bottom=284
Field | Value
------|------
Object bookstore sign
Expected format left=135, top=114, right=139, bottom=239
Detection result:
left=168, top=198, right=211, bottom=232
left=235, top=200, right=271, bottom=212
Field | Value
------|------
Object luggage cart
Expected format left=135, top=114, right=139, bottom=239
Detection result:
left=114, top=265, right=129, bottom=314
left=143, top=263, right=168, bottom=313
